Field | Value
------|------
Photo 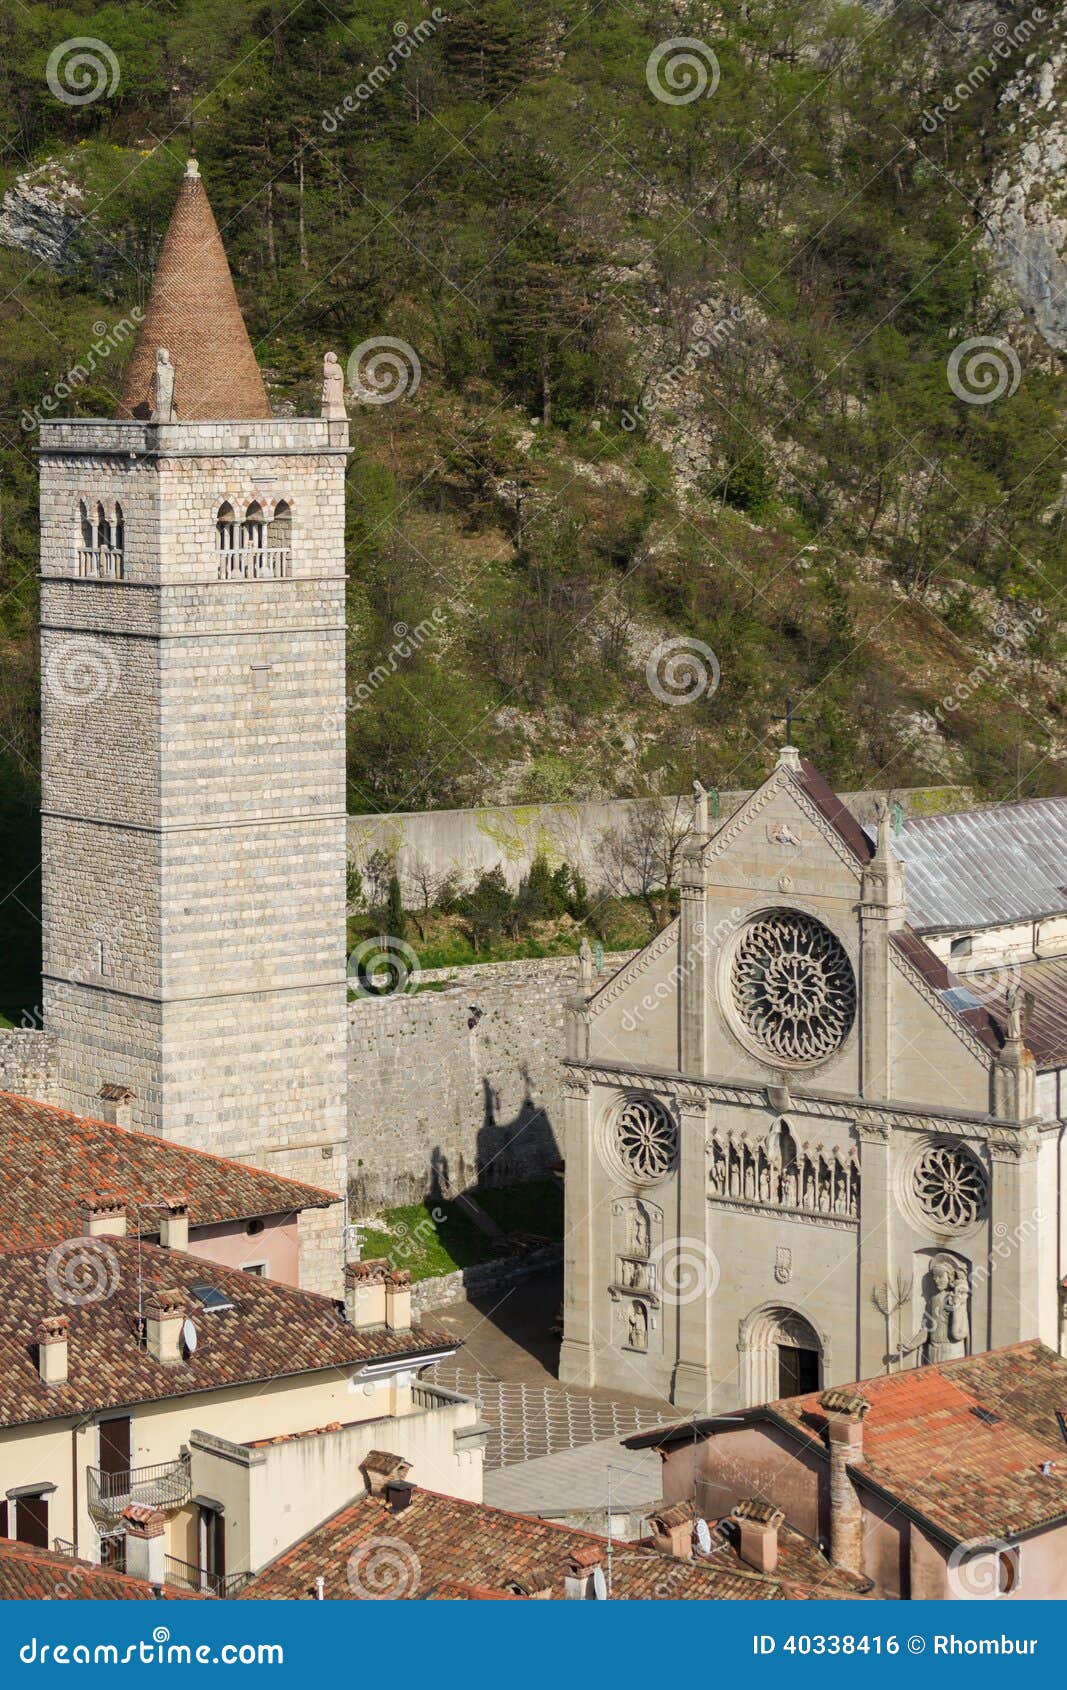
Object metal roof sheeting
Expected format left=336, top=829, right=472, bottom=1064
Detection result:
left=962, top=957, right=1067, bottom=1070
left=895, top=798, right=1067, bottom=930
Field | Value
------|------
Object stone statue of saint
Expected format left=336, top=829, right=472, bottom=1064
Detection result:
left=1005, top=982, right=1025, bottom=1043
left=874, top=795, right=893, bottom=858
left=321, top=350, right=347, bottom=419
left=151, top=348, right=175, bottom=422
left=627, top=1300, right=648, bottom=1351
left=904, top=1255, right=969, bottom=1365
left=578, top=936, right=593, bottom=988
left=693, top=779, right=709, bottom=836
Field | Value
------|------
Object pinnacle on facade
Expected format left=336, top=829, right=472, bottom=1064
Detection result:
left=117, top=158, right=271, bottom=422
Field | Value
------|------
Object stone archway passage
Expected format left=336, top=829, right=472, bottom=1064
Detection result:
left=740, top=1304, right=823, bottom=1405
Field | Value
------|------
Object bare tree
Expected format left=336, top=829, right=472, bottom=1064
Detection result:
left=597, top=797, right=694, bottom=937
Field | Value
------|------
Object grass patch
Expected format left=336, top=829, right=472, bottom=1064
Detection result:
left=357, top=1179, right=563, bottom=1282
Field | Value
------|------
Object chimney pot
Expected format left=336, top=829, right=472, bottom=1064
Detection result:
left=122, top=1505, right=166, bottom=1584
left=732, top=1499, right=785, bottom=1574
left=37, top=1314, right=70, bottom=1386
left=144, top=1289, right=187, bottom=1366
left=647, top=1500, right=696, bottom=1560
left=82, top=1194, right=127, bottom=1238
left=360, top=1450, right=413, bottom=1497
left=158, top=1202, right=189, bottom=1252
left=345, top=1259, right=390, bottom=1329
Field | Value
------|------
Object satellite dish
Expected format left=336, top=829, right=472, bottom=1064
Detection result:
left=181, top=1318, right=198, bottom=1354
left=592, top=1564, right=608, bottom=1600
left=695, top=1517, right=712, bottom=1555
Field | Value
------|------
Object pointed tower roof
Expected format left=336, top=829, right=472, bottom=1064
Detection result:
left=117, top=160, right=271, bottom=421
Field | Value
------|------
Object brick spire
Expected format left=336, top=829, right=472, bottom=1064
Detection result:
left=117, top=160, right=270, bottom=421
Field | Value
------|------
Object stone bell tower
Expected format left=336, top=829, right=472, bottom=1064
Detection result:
left=38, top=160, right=348, bottom=1293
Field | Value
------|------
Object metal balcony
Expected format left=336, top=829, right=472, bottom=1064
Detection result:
left=86, top=1454, right=191, bottom=1530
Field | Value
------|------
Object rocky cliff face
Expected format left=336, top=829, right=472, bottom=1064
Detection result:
left=0, top=162, right=86, bottom=272
left=984, top=20, right=1067, bottom=351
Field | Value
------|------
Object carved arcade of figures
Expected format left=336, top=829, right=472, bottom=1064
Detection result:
left=708, top=1120, right=859, bottom=1220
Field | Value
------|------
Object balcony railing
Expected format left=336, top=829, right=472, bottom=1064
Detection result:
left=163, top=1554, right=250, bottom=1599
left=217, top=546, right=292, bottom=581
left=86, top=1454, right=191, bottom=1530
left=76, top=547, right=125, bottom=579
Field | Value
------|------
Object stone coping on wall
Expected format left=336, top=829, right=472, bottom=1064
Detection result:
left=347, top=951, right=636, bottom=1008
left=410, top=1244, right=563, bottom=1314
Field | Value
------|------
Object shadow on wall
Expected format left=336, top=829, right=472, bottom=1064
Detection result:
left=0, top=754, right=42, bottom=1024
left=477, top=1066, right=560, bottom=1191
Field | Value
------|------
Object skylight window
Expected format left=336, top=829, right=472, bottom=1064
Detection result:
left=190, top=1284, right=234, bottom=1313
left=971, top=1405, right=1001, bottom=1426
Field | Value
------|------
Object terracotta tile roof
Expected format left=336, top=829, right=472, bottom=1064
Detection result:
left=0, top=1540, right=201, bottom=1601
left=0, top=1090, right=336, bottom=1251
left=117, top=162, right=270, bottom=421
left=702, top=1517, right=870, bottom=1598
left=767, top=1341, right=1067, bottom=1544
left=0, top=1241, right=453, bottom=1428
left=239, top=1485, right=790, bottom=1601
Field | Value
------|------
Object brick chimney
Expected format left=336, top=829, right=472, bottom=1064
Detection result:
left=81, top=1194, right=127, bottom=1238
left=158, top=1202, right=189, bottom=1252
left=647, top=1500, right=696, bottom=1559
left=731, top=1499, right=785, bottom=1574
left=360, top=1450, right=413, bottom=1498
left=37, top=1314, right=70, bottom=1386
left=819, top=1387, right=870, bottom=1574
left=144, top=1289, right=187, bottom=1366
left=564, top=1543, right=605, bottom=1599
left=122, top=1505, right=166, bottom=1584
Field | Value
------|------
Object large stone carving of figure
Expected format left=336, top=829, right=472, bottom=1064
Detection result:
left=904, top=1255, right=969, bottom=1365
left=924, top=1256, right=969, bottom=1362
left=151, top=348, right=175, bottom=422
left=321, top=350, right=347, bottom=419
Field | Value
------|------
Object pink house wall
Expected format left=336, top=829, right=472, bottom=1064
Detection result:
left=172, top=1213, right=301, bottom=1285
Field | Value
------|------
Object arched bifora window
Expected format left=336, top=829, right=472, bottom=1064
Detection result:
left=76, top=499, right=124, bottom=578
left=215, top=498, right=292, bottom=580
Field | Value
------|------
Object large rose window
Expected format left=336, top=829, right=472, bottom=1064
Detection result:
left=730, top=910, right=856, bottom=1064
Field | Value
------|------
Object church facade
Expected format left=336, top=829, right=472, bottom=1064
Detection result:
left=560, top=748, right=1065, bottom=1411
left=37, top=162, right=349, bottom=1293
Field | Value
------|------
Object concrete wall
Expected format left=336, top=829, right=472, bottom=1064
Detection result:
left=348, top=955, right=630, bottom=1212
left=348, top=787, right=971, bottom=901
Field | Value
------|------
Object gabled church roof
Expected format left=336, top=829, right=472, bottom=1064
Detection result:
left=896, top=796, right=1067, bottom=930
left=117, top=160, right=271, bottom=422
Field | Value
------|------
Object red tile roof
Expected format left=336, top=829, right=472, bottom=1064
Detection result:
left=0, top=1241, right=453, bottom=1428
left=625, top=1343, right=1067, bottom=1544
left=774, top=1343, right=1067, bottom=1544
left=239, top=1485, right=800, bottom=1601
left=0, top=1540, right=201, bottom=1601
left=0, top=1091, right=336, bottom=1251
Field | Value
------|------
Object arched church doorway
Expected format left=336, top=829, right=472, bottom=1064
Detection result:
left=739, top=1304, right=825, bottom=1404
